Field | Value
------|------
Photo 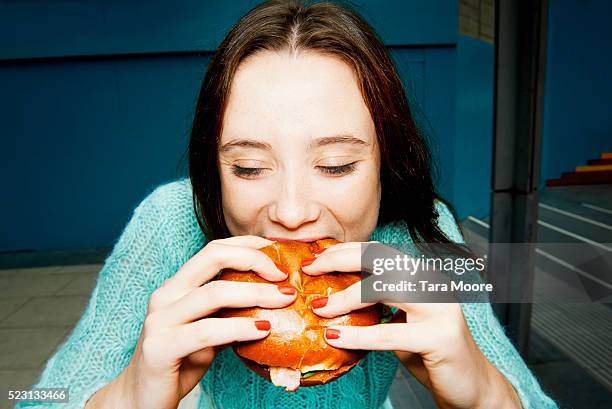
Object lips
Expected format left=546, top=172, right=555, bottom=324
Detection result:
left=264, top=236, right=332, bottom=243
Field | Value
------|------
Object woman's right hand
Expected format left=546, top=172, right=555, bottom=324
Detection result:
left=87, top=235, right=295, bottom=409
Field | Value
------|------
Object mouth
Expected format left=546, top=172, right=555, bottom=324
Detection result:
left=264, top=236, right=333, bottom=243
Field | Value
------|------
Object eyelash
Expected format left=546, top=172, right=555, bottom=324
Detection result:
left=231, top=162, right=358, bottom=178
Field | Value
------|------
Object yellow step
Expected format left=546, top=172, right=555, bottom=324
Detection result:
left=602, top=152, right=612, bottom=159
left=576, top=164, right=612, bottom=172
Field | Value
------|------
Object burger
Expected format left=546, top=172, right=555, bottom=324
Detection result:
left=214, top=238, right=386, bottom=392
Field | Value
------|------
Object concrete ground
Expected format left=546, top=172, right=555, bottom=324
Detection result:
left=2, top=262, right=609, bottom=408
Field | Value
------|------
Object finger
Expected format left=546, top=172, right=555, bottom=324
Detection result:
left=150, top=281, right=298, bottom=327
left=158, top=317, right=272, bottom=361
left=302, top=246, right=362, bottom=276
left=215, top=235, right=277, bottom=248
left=310, top=280, right=375, bottom=318
left=178, top=348, right=215, bottom=396
left=313, top=241, right=359, bottom=256
left=322, top=322, right=430, bottom=354
left=385, top=301, right=461, bottom=321
left=162, top=239, right=287, bottom=295
left=313, top=240, right=381, bottom=257
left=394, top=351, right=431, bottom=389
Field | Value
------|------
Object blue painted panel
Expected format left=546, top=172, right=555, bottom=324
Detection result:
left=454, top=35, right=494, bottom=219
left=421, top=47, right=457, bottom=203
left=390, top=48, right=426, bottom=119
left=0, top=0, right=457, bottom=60
left=390, top=47, right=458, bottom=204
left=353, top=0, right=457, bottom=46
left=1, top=0, right=461, bottom=252
left=1, top=55, right=211, bottom=251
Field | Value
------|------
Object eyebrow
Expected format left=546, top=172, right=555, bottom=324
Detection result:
left=219, top=134, right=370, bottom=153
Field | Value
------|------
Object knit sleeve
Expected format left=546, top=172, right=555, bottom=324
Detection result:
left=15, top=186, right=173, bottom=409
left=434, top=201, right=559, bottom=409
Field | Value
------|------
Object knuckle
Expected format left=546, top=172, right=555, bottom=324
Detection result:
left=196, top=327, right=212, bottom=346
left=202, top=281, right=224, bottom=306
left=204, top=279, right=221, bottom=293
left=250, top=250, right=268, bottom=270
left=197, top=318, right=225, bottom=346
left=441, top=319, right=463, bottom=346
left=203, top=242, right=224, bottom=269
left=376, top=325, right=394, bottom=348
left=208, top=239, right=223, bottom=248
left=206, top=280, right=240, bottom=308
left=143, top=312, right=162, bottom=334
left=334, top=291, right=351, bottom=315
left=141, top=336, right=158, bottom=357
left=199, top=241, right=216, bottom=258
left=226, top=319, right=245, bottom=342
left=148, top=287, right=166, bottom=309
left=257, top=283, right=277, bottom=304
left=205, top=239, right=227, bottom=255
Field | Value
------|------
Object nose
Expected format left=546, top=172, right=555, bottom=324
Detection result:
left=268, top=172, right=319, bottom=229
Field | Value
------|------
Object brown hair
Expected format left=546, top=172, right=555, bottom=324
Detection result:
left=188, top=0, right=469, bottom=256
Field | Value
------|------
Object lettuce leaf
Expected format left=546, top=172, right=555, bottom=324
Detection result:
left=301, top=370, right=323, bottom=379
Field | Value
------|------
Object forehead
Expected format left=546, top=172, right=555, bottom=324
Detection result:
left=220, top=50, right=375, bottom=143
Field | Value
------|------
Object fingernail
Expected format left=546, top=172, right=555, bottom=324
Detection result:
left=255, top=320, right=271, bottom=331
left=278, top=285, right=296, bottom=295
left=301, top=257, right=316, bottom=268
left=275, top=262, right=289, bottom=274
left=325, top=328, right=341, bottom=339
left=311, top=296, right=328, bottom=309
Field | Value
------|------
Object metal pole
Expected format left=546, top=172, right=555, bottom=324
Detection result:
left=488, top=0, right=549, bottom=357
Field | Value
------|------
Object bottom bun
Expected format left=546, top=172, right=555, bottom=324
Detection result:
left=238, top=354, right=361, bottom=387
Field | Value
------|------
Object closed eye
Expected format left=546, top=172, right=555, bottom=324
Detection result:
left=317, top=162, right=357, bottom=176
left=230, top=162, right=358, bottom=178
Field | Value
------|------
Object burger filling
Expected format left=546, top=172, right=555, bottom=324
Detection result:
left=266, top=365, right=330, bottom=391
left=301, top=370, right=323, bottom=379
left=245, top=304, right=392, bottom=392
left=270, top=367, right=301, bottom=392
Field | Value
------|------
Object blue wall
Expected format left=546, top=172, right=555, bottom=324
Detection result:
left=454, top=36, right=494, bottom=219
left=539, top=0, right=612, bottom=186
left=5, top=0, right=608, bottom=252
left=452, top=0, right=612, bottom=216
left=0, top=56, right=209, bottom=251
left=1, top=0, right=460, bottom=252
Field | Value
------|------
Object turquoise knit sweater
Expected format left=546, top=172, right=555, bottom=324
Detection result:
left=16, top=178, right=558, bottom=409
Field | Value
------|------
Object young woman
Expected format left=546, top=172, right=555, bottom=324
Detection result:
left=19, top=1, right=558, bottom=408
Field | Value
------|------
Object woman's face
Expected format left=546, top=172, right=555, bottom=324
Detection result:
left=218, top=50, right=381, bottom=243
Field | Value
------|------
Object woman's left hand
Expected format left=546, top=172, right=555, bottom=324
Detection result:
left=301, top=241, right=522, bottom=409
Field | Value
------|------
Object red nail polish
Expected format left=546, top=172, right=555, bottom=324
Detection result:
left=301, top=257, right=316, bottom=267
left=278, top=285, right=296, bottom=295
left=311, top=296, right=328, bottom=309
left=255, top=320, right=271, bottom=331
left=325, top=328, right=341, bottom=339
left=275, top=262, right=289, bottom=274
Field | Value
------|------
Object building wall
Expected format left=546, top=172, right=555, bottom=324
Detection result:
left=539, top=0, right=612, bottom=186
left=4, top=0, right=608, bottom=252
left=1, top=0, right=459, bottom=251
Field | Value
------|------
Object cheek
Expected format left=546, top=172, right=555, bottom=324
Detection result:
left=319, top=164, right=381, bottom=222
left=220, top=173, right=270, bottom=228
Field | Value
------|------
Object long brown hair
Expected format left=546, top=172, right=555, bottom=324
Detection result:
left=188, top=0, right=470, bottom=256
